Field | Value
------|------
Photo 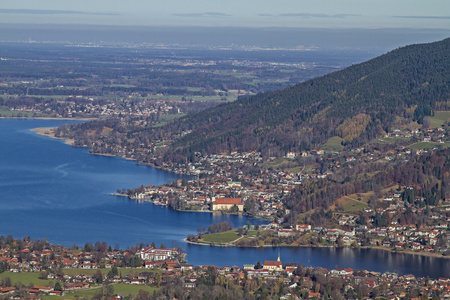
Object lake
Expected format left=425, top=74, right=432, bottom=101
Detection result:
left=1, top=119, right=449, bottom=278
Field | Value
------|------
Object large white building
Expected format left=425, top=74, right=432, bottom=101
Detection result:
left=137, top=247, right=178, bottom=262
left=212, top=197, right=244, bottom=211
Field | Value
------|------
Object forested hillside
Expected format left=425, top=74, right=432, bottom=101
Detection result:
left=284, top=147, right=450, bottom=222
left=163, top=38, right=450, bottom=162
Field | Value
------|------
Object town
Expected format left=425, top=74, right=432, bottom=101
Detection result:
left=122, top=124, right=450, bottom=257
left=0, top=237, right=450, bottom=299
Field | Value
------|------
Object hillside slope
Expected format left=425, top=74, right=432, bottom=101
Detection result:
left=164, top=38, right=450, bottom=161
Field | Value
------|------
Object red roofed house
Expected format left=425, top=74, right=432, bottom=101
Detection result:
left=296, top=223, right=312, bottom=232
left=212, top=198, right=244, bottom=211
left=0, top=287, right=16, bottom=295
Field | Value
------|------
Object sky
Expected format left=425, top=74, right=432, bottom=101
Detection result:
left=1, top=0, right=450, bottom=29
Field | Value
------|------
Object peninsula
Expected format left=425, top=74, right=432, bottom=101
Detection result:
left=31, top=127, right=75, bottom=146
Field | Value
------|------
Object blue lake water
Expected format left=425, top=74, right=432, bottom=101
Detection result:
left=1, top=119, right=449, bottom=278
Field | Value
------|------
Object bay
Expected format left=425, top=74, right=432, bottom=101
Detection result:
left=1, top=119, right=449, bottom=278
left=0, top=119, right=254, bottom=247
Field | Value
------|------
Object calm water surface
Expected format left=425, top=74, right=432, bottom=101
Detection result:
left=1, top=119, right=449, bottom=278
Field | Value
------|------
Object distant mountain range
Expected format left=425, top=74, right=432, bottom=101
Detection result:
left=163, top=37, right=450, bottom=161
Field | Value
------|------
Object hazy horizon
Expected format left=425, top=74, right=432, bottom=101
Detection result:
left=2, top=0, right=449, bottom=54
left=1, top=24, right=449, bottom=54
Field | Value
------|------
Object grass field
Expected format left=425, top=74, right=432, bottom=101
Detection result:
left=263, top=158, right=289, bottom=167
left=147, top=94, right=236, bottom=102
left=1, top=268, right=160, bottom=300
left=246, top=230, right=260, bottom=237
left=7, top=95, right=68, bottom=100
left=321, top=136, right=344, bottom=152
left=263, top=157, right=301, bottom=171
left=59, top=267, right=142, bottom=277
left=155, top=141, right=168, bottom=147
left=377, top=136, right=411, bottom=144
left=0, top=271, right=50, bottom=286
left=41, top=283, right=158, bottom=300
left=42, top=286, right=102, bottom=300
left=159, top=113, right=186, bottom=121
left=429, top=111, right=450, bottom=128
left=409, top=142, right=449, bottom=150
left=0, top=268, right=151, bottom=285
left=152, top=113, right=187, bottom=127
left=108, top=283, right=158, bottom=295
left=201, top=230, right=240, bottom=244
left=152, top=122, right=168, bottom=128
left=286, top=166, right=303, bottom=173
left=338, top=196, right=368, bottom=212
left=0, top=109, right=47, bottom=118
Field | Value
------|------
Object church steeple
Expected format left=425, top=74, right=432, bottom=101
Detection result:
left=277, top=249, right=281, bottom=262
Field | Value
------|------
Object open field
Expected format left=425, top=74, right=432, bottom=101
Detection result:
left=263, top=157, right=303, bottom=171
left=0, top=268, right=150, bottom=285
left=201, top=230, right=240, bottom=244
left=340, top=196, right=368, bottom=212
left=109, top=283, right=158, bottom=295
left=409, top=142, right=450, bottom=150
left=0, top=109, right=48, bottom=118
left=152, top=113, right=187, bottom=127
left=0, top=268, right=160, bottom=299
left=321, top=136, right=344, bottom=152
left=41, top=283, right=158, bottom=300
left=159, top=113, right=186, bottom=121
left=263, top=158, right=290, bottom=168
left=144, top=94, right=237, bottom=102
left=376, top=136, right=411, bottom=144
left=0, top=271, right=49, bottom=286
left=42, top=287, right=102, bottom=300
left=333, top=193, right=369, bottom=213
left=429, top=111, right=450, bottom=128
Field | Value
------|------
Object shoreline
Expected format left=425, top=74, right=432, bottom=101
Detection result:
left=30, top=127, right=75, bottom=146
left=29, top=124, right=184, bottom=175
left=28, top=121, right=181, bottom=173
left=184, top=238, right=449, bottom=259
left=0, top=116, right=97, bottom=121
left=359, top=245, right=449, bottom=259
left=27, top=117, right=95, bottom=146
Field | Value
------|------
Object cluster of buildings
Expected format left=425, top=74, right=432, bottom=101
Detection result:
left=10, top=97, right=181, bottom=119
left=386, top=126, right=447, bottom=144
left=0, top=240, right=182, bottom=273
left=0, top=240, right=185, bottom=297
left=272, top=218, right=450, bottom=255
left=5, top=247, right=450, bottom=300
left=129, top=152, right=297, bottom=220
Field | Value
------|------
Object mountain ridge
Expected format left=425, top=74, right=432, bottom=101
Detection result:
left=162, top=37, right=450, bottom=161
